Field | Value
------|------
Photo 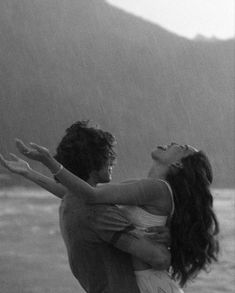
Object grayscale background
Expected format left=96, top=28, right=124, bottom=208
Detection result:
left=0, top=1, right=234, bottom=292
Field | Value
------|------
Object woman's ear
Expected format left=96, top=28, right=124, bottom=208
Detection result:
left=171, top=161, right=183, bottom=169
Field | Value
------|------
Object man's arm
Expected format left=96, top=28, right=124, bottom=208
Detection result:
left=90, top=205, right=171, bottom=270
left=114, top=232, right=171, bottom=270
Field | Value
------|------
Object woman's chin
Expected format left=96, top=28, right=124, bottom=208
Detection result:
left=151, top=151, right=160, bottom=162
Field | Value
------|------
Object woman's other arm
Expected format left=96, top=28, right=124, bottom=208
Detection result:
left=17, top=140, right=168, bottom=206
left=0, top=153, right=66, bottom=199
left=25, top=169, right=66, bottom=199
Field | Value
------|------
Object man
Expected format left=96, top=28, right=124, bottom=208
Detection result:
left=0, top=121, right=170, bottom=293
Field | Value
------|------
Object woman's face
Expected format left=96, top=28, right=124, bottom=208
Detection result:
left=151, top=142, right=198, bottom=166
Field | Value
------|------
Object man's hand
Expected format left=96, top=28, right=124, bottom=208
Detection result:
left=0, top=153, right=31, bottom=176
left=129, top=226, right=171, bottom=246
left=15, top=138, right=51, bottom=164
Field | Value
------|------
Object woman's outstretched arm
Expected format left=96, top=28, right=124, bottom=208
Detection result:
left=25, top=169, right=66, bottom=198
left=17, top=140, right=169, bottom=206
left=0, top=153, right=66, bottom=199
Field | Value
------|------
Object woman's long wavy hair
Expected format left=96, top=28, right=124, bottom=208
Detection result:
left=166, top=151, right=219, bottom=287
left=54, top=120, right=116, bottom=181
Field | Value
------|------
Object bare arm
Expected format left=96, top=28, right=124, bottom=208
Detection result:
left=0, top=153, right=66, bottom=199
left=115, top=233, right=171, bottom=270
left=85, top=204, right=171, bottom=270
left=49, top=160, right=167, bottom=205
left=18, top=141, right=168, bottom=206
left=24, top=169, right=66, bottom=199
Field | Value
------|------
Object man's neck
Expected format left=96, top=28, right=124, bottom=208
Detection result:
left=87, top=177, right=98, bottom=187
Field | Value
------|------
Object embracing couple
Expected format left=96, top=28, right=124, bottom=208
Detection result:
left=0, top=120, right=219, bottom=293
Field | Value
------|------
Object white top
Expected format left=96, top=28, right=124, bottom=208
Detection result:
left=117, top=179, right=174, bottom=230
left=158, top=179, right=175, bottom=217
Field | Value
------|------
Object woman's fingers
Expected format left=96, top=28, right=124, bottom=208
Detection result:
left=9, top=153, right=21, bottom=161
left=15, top=138, right=28, bottom=151
left=29, top=142, right=49, bottom=154
left=16, top=139, right=48, bottom=154
left=15, top=138, right=32, bottom=155
left=29, top=142, right=43, bottom=150
left=0, top=154, right=7, bottom=167
left=15, top=139, right=51, bottom=163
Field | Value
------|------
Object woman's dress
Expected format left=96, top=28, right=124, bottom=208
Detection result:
left=118, top=179, right=184, bottom=293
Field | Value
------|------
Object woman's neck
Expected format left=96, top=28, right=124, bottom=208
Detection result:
left=148, top=163, right=168, bottom=180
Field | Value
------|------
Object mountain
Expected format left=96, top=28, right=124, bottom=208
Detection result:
left=0, top=0, right=234, bottom=187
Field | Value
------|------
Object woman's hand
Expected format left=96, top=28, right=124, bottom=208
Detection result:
left=16, top=139, right=62, bottom=176
left=15, top=138, right=52, bottom=164
left=0, top=153, right=31, bottom=176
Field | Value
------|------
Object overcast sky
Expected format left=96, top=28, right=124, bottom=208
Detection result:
left=107, top=0, right=234, bottom=39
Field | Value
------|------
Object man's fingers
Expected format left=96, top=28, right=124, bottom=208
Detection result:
left=146, top=231, right=169, bottom=239
left=95, top=213, right=130, bottom=226
left=145, top=226, right=167, bottom=233
left=145, top=232, right=171, bottom=246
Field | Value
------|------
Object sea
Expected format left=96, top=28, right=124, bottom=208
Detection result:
left=0, top=188, right=234, bottom=293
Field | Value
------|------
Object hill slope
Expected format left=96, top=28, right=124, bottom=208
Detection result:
left=0, top=0, right=234, bottom=186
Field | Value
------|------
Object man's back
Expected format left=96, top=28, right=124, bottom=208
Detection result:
left=59, top=194, right=140, bottom=293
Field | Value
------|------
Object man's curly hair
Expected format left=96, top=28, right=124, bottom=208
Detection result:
left=54, top=121, right=116, bottom=181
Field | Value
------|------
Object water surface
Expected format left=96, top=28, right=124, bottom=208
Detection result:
left=0, top=188, right=234, bottom=292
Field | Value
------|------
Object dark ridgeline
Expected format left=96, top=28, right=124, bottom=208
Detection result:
left=0, top=0, right=234, bottom=187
